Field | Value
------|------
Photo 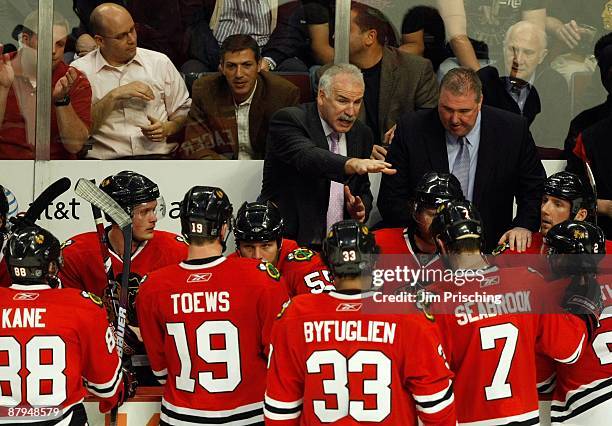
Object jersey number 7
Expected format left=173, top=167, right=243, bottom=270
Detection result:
left=479, top=323, right=519, bottom=401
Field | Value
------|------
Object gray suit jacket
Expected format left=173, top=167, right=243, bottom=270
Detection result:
left=358, top=47, right=439, bottom=143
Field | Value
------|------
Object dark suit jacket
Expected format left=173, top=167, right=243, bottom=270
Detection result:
left=180, top=72, right=300, bottom=159
left=478, top=65, right=570, bottom=150
left=260, top=102, right=374, bottom=247
left=357, top=47, right=439, bottom=143
left=377, top=106, right=545, bottom=252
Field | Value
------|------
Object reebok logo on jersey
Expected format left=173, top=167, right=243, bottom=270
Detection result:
left=479, top=275, right=500, bottom=288
left=336, top=303, right=362, bottom=312
left=187, top=273, right=212, bottom=283
left=13, top=292, right=40, bottom=301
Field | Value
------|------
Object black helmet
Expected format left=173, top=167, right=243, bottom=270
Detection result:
left=234, top=201, right=283, bottom=247
left=99, top=171, right=164, bottom=220
left=0, top=184, right=8, bottom=237
left=544, top=172, right=596, bottom=219
left=415, top=172, right=464, bottom=209
left=544, top=220, right=605, bottom=275
left=431, top=200, right=483, bottom=247
left=180, top=186, right=233, bottom=243
left=3, top=224, right=61, bottom=284
left=322, top=220, right=378, bottom=276
left=0, top=184, right=8, bottom=219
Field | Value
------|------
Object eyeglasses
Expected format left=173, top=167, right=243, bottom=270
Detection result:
left=99, top=26, right=136, bottom=42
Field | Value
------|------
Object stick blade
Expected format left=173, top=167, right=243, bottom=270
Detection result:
left=75, top=178, right=131, bottom=228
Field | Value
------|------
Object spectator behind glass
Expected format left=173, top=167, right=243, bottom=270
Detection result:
left=0, top=10, right=92, bottom=160
left=71, top=3, right=191, bottom=159
left=302, top=0, right=398, bottom=66
left=180, top=34, right=300, bottom=159
left=400, top=4, right=450, bottom=72
left=344, top=2, right=438, bottom=152
left=183, top=0, right=308, bottom=73
left=436, top=0, right=546, bottom=78
left=478, top=20, right=570, bottom=150
left=545, top=1, right=606, bottom=83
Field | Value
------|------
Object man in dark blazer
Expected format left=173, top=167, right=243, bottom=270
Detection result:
left=261, top=64, right=396, bottom=248
left=179, top=35, right=300, bottom=159
left=348, top=3, right=439, bottom=149
left=378, top=67, right=545, bottom=252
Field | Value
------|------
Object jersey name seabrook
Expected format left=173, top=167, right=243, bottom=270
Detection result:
left=303, top=320, right=396, bottom=344
left=171, top=292, right=230, bottom=314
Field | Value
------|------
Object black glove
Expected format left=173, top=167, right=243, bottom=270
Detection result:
left=562, top=275, right=603, bottom=340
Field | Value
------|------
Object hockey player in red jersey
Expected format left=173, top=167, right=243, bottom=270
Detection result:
left=495, top=171, right=604, bottom=256
left=231, top=201, right=298, bottom=270
left=264, top=220, right=457, bottom=425
left=136, top=186, right=288, bottom=425
left=0, top=224, right=133, bottom=425
left=429, top=201, right=592, bottom=425
left=0, top=184, right=9, bottom=286
left=231, top=201, right=332, bottom=296
left=60, top=171, right=188, bottom=297
left=373, top=172, right=464, bottom=268
left=533, top=221, right=611, bottom=425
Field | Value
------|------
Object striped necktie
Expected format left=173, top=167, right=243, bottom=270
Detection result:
left=327, top=132, right=344, bottom=230
left=452, top=136, right=470, bottom=200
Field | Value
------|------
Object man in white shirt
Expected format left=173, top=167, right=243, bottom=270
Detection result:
left=72, top=3, right=191, bottom=159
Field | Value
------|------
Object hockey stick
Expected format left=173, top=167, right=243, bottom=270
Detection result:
left=584, top=162, right=598, bottom=226
left=88, top=179, right=114, bottom=280
left=9, top=177, right=72, bottom=229
left=74, top=179, right=133, bottom=425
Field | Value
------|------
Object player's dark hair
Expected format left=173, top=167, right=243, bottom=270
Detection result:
left=220, top=34, right=261, bottom=63
left=445, top=237, right=482, bottom=255
left=351, top=2, right=391, bottom=46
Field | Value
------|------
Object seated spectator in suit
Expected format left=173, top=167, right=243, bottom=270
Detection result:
left=179, top=34, right=300, bottom=159
left=347, top=2, right=439, bottom=153
left=0, top=10, right=92, bottom=159
left=400, top=4, right=450, bottom=72
left=478, top=20, right=570, bottom=149
left=183, top=0, right=308, bottom=73
left=377, top=67, right=545, bottom=252
left=72, top=3, right=191, bottom=159
left=260, top=63, right=396, bottom=248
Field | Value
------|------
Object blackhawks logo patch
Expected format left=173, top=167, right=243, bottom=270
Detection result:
left=277, top=299, right=291, bottom=319
left=81, top=291, right=104, bottom=307
left=287, top=247, right=315, bottom=262
left=492, top=243, right=508, bottom=256
left=258, top=261, right=281, bottom=281
left=60, top=239, right=75, bottom=249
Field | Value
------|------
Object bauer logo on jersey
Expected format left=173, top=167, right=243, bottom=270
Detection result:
left=258, top=261, right=281, bottom=281
left=187, top=272, right=212, bottom=283
left=336, top=303, right=362, bottom=312
left=13, top=292, right=40, bottom=301
left=288, top=247, right=315, bottom=262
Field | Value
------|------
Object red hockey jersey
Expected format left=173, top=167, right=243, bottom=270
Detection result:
left=264, top=291, right=456, bottom=425
left=136, top=256, right=288, bottom=425
left=431, top=266, right=587, bottom=425
left=373, top=227, right=443, bottom=268
left=59, top=230, right=188, bottom=296
left=547, top=273, right=612, bottom=425
left=281, top=248, right=334, bottom=297
left=0, top=285, right=123, bottom=423
left=228, top=238, right=299, bottom=271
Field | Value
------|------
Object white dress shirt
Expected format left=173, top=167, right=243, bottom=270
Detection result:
left=72, top=48, right=191, bottom=159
